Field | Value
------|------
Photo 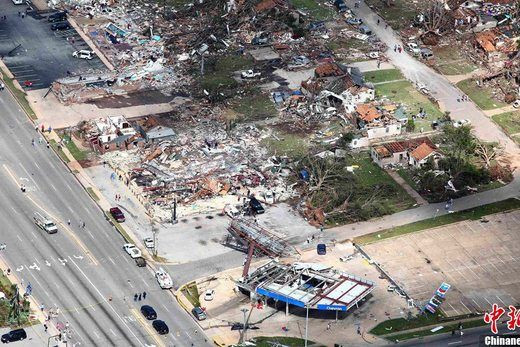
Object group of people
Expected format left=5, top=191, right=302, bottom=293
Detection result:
left=133, top=291, right=147, bottom=301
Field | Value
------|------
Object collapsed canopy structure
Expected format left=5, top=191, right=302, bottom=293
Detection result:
left=238, top=261, right=375, bottom=311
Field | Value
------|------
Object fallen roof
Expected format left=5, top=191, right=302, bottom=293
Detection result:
left=239, top=261, right=375, bottom=311
left=475, top=30, right=498, bottom=52
left=376, top=137, right=435, bottom=155
left=356, top=104, right=380, bottom=122
left=315, top=63, right=346, bottom=78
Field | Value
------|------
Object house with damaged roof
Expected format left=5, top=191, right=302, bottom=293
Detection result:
left=370, top=137, right=442, bottom=168
left=349, top=104, right=403, bottom=149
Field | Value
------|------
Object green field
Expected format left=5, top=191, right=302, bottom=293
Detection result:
left=457, top=79, right=507, bottom=110
left=364, top=69, right=404, bottom=84
left=291, top=0, right=335, bottom=20
left=492, top=111, right=520, bottom=139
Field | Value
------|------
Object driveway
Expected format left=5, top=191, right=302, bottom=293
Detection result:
left=347, top=0, right=520, bottom=161
left=0, top=6, right=105, bottom=90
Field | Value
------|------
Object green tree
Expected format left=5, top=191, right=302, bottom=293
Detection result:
left=406, top=118, right=415, bottom=132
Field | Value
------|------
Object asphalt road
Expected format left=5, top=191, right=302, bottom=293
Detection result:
left=0, top=89, right=211, bottom=345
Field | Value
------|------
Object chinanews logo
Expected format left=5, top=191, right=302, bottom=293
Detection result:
left=481, top=304, right=520, bottom=346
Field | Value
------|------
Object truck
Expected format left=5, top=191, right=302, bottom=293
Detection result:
left=33, top=212, right=58, bottom=234
left=241, top=70, right=261, bottom=79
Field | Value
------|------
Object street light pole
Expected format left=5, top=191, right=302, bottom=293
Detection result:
left=239, top=308, right=249, bottom=344
left=304, top=305, right=309, bottom=347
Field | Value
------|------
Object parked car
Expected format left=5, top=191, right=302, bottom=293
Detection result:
left=110, top=207, right=125, bottom=222
left=122, top=243, right=142, bottom=259
left=359, top=25, right=372, bottom=35
left=140, top=305, right=157, bottom=320
left=453, top=119, right=471, bottom=128
left=1, top=329, right=27, bottom=343
left=204, top=289, right=215, bottom=301
left=346, top=18, right=363, bottom=25
left=420, top=48, right=434, bottom=59
left=307, top=21, right=325, bottom=31
left=72, top=50, right=95, bottom=60
left=51, top=22, right=71, bottom=31
left=367, top=51, right=379, bottom=59
left=224, top=205, right=241, bottom=218
left=11, top=0, right=24, bottom=5
left=317, top=243, right=326, bottom=255
left=513, top=100, right=520, bottom=108
left=152, top=320, right=169, bottom=335
left=192, top=307, right=207, bottom=321
left=249, top=197, right=265, bottom=214
left=143, top=237, right=154, bottom=249
left=241, top=70, right=261, bottom=79
left=48, top=11, right=67, bottom=22
left=406, top=42, right=421, bottom=55
left=334, top=0, right=348, bottom=12
left=135, top=257, right=146, bottom=267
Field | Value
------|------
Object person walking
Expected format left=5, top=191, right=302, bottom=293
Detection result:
left=142, top=291, right=146, bottom=300
left=44, top=324, right=48, bottom=332
left=67, top=219, right=71, bottom=226
left=138, top=293, right=142, bottom=301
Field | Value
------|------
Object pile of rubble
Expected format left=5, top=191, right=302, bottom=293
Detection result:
left=100, top=120, right=295, bottom=220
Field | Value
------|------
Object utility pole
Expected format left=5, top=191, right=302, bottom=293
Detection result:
left=239, top=308, right=249, bottom=344
left=151, top=220, right=159, bottom=257
left=304, top=305, right=309, bottom=347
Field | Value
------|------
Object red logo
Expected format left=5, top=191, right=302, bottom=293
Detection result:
left=507, top=306, right=520, bottom=331
left=484, top=304, right=506, bottom=334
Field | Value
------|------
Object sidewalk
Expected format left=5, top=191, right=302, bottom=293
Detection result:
left=385, top=169, right=427, bottom=206
left=381, top=316, right=484, bottom=338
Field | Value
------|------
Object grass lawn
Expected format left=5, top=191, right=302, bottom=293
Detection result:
left=62, top=134, right=89, bottom=162
left=291, top=0, right=335, bottom=20
left=262, top=133, right=310, bottom=158
left=86, top=187, right=100, bottom=202
left=347, top=153, right=416, bottom=210
left=3, top=76, right=37, bottom=120
left=354, top=198, right=520, bottom=244
left=49, top=139, right=70, bottom=163
left=251, top=336, right=321, bottom=347
left=181, top=282, right=200, bottom=308
left=433, top=46, right=477, bottom=76
left=397, top=169, right=419, bottom=191
left=364, top=69, right=404, bottom=84
left=376, top=80, right=443, bottom=131
left=457, top=79, right=507, bottom=110
left=364, top=0, right=423, bottom=30
left=327, top=38, right=373, bottom=52
left=371, top=312, right=446, bottom=336
left=0, top=272, right=31, bottom=327
left=386, top=318, right=487, bottom=342
left=231, top=93, right=277, bottom=122
left=492, top=111, right=520, bottom=137
left=106, top=212, right=132, bottom=243
left=200, top=55, right=253, bottom=94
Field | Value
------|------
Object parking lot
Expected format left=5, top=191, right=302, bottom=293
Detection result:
left=362, top=209, right=520, bottom=317
left=0, top=4, right=105, bottom=90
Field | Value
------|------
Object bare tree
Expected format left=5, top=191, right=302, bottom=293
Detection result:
left=423, top=0, right=449, bottom=33
left=475, top=141, right=501, bottom=168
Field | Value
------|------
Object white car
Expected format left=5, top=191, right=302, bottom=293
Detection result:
left=453, top=119, right=471, bottom=128
left=241, top=70, right=261, bottom=79
left=72, top=50, right=95, bottom=60
left=12, top=0, right=24, bottom=4
left=143, top=237, right=154, bottom=249
left=123, top=243, right=142, bottom=259
left=155, top=267, right=173, bottom=289
left=513, top=100, right=520, bottom=108
left=407, top=42, right=421, bottom=55
left=204, top=289, right=215, bottom=301
left=224, top=205, right=241, bottom=218
left=367, top=51, right=379, bottom=59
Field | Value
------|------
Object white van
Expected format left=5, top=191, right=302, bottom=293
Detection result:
left=12, top=0, right=24, bottom=5
left=34, top=212, right=58, bottom=234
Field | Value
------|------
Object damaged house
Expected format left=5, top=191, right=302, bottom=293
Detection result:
left=370, top=137, right=442, bottom=168
left=86, top=115, right=143, bottom=152
left=349, top=104, right=403, bottom=149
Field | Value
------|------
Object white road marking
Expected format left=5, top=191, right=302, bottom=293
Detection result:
left=127, top=281, right=134, bottom=289
left=448, top=342, right=461, bottom=345
left=109, top=328, right=116, bottom=336
left=50, top=183, right=58, bottom=192
left=93, top=330, right=100, bottom=339
left=161, top=304, right=169, bottom=312
left=141, top=278, right=149, bottom=288
left=68, top=257, right=145, bottom=346
left=87, top=230, right=95, bottom=239
left=16, top=235, right=22, bottom=242
left=33, top=161, right=40, bottom=170
left=109, top=257, right=115, bottom=265
left=10, top=207, right=19, bottom=215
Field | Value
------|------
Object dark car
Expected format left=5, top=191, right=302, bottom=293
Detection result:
left=135, top=257, right=146, bottom=267
left=317, top=243, right=326, bottom=255
left=249, top=197, right=265, bottom=215
left=1, top=329, right=27, bottom=343
left=48, top=11, right=67, bottom=22
left=51, top=22, right=71, bottom=31
left=152, top=320, right=169, bottom=335
left=140, top=305, right=157, bottom=320
left=192, top=307, right=207, bottom=321
left=110, top=207, right=125, bottom=222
